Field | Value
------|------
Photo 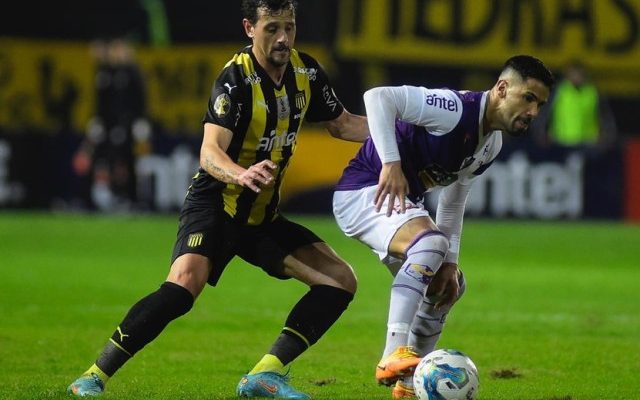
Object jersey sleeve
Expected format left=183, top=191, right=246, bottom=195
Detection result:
left=436, top=180, right=473, bottom=264
left=202, top=64, right=248, bottom=130
left=364, top=86, right=463, bottom=163
left=376, top=86, right=463, bottom=135
left=301, top=54, right=345, bottom=123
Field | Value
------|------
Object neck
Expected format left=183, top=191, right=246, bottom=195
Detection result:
left=265, top=66, right=286, bottom=85
left=483, top=90, right=496, bottom=135
left=252, top=47, right=287, bottom=85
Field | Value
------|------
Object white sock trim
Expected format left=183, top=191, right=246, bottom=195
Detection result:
left=387, top=322, right=411, bottom=334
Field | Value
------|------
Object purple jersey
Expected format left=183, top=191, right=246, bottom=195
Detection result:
left=335, top=90, right=501, bottom=202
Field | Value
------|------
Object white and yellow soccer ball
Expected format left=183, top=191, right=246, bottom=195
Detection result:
left=413, top=349, right=479, bottom=400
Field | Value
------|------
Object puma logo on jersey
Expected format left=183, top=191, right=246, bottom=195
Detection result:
left=224, top=83, right=237, bottom=93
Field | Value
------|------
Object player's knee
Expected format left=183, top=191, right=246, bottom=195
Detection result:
left=167, top=254, right=211, bottom=298
left=160, top=281, right=194, bottom=318
left=406, top=230, right=450, bottom=258
left=433, top=233, right=450, bottom=255
left=334, top=262, right=358, bottom=294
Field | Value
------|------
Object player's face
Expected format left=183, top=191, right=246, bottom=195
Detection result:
left=245, top=6, right=296, bottom=69
left=499, top=78, right=550, bottom=136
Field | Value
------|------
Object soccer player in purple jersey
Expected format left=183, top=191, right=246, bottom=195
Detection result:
left=333, top=55, right=554, bottom=398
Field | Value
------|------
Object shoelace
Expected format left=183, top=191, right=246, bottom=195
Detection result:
left=266, top=369, right=291, bottom=383
left=400, top=346, right=418, bottom=357
left=89, top=373, right=105, bottom=390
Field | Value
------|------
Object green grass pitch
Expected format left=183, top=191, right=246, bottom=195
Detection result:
left=0, top=212, right=638, bottom=399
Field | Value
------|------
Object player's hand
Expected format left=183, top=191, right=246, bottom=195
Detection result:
left=427, top=262, right=460, bottom=311
left=375, top=161, right=409, bottom=217
left=237, top=160, right=277, bottom=193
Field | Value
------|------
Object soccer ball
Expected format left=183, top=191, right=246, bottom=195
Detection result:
left=413, top=349, right=479, bottom=400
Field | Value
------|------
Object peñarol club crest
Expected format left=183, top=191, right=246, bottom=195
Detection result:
left=295, top=91, right=306, bottom=110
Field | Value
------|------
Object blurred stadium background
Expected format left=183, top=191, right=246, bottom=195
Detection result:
left=1, top=2, right=639, bottom=399
left=1, top=0, right=639, bottom=219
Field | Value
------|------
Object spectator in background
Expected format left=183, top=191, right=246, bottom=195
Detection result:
left=72, top=37, right=152, bottom=211
left=532, top=59, right=617, bottom=150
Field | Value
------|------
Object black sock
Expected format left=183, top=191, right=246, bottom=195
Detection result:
left=268, top=332, right=308, bottom=367
left=95, top=282, right=194, bottom=375
left=270, top=285, right=354, bottom=365
left=94, top=341, right=131, bottom=377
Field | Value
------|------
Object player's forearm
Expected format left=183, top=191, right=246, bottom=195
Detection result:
left=437, top=211, right=464, bottom=264
left=326, top=111, right=369, bottom=142
left=200, top=147, right=244, bottom=185
left=436, top=183, right=472, bottom=263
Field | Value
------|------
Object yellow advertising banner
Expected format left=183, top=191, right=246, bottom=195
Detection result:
left=337, top=0, right=640, bottom=94
left=137, top=44, right=247, bottom=134
left=0, top=39, right=333, bottom=133
left=0, top=39, right=94, bottom=133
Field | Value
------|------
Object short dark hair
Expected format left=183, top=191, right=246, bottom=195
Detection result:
left=241, top=0, right=298, bottom=24
left=503, top=55, right=555, bottom=89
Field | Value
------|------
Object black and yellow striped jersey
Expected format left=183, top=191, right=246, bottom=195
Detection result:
left=188, top=46, right=344, bottom=226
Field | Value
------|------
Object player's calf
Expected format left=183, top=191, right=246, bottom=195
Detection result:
left=409, top=271, right=466, bottom=356
left=383, top=231, right=449, bottom=357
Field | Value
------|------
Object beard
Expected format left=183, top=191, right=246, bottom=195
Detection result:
left=267, top=46, right=290, bottom=67
left=507, top=116, right=531, bottom=137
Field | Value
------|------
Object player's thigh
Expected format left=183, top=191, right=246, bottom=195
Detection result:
left=283, top=242, right=357, bottom=293
left=333, top=186, right=431, bottom=261
left=171, top=204, right=237, bottom=289
left=387, top=215, right=438, bottom=258
left=235, top=215, right=319, bottom=278
left=237, top=216, right=356, bottom=292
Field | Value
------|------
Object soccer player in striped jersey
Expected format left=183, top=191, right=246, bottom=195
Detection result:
left=68, top=1, right=368, bottom=398
left=333, top=55, right=554, bottom=398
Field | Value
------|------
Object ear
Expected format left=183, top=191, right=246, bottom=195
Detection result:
left=243, top=19, right=255, bottom=38
left=496, top=79, right=508, bottom=98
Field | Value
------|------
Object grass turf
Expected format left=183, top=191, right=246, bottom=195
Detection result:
left=0, top=212, right=638, bottom=399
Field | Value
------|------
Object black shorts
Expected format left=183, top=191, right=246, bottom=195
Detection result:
left=170, top=204, right=323, bottom=286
